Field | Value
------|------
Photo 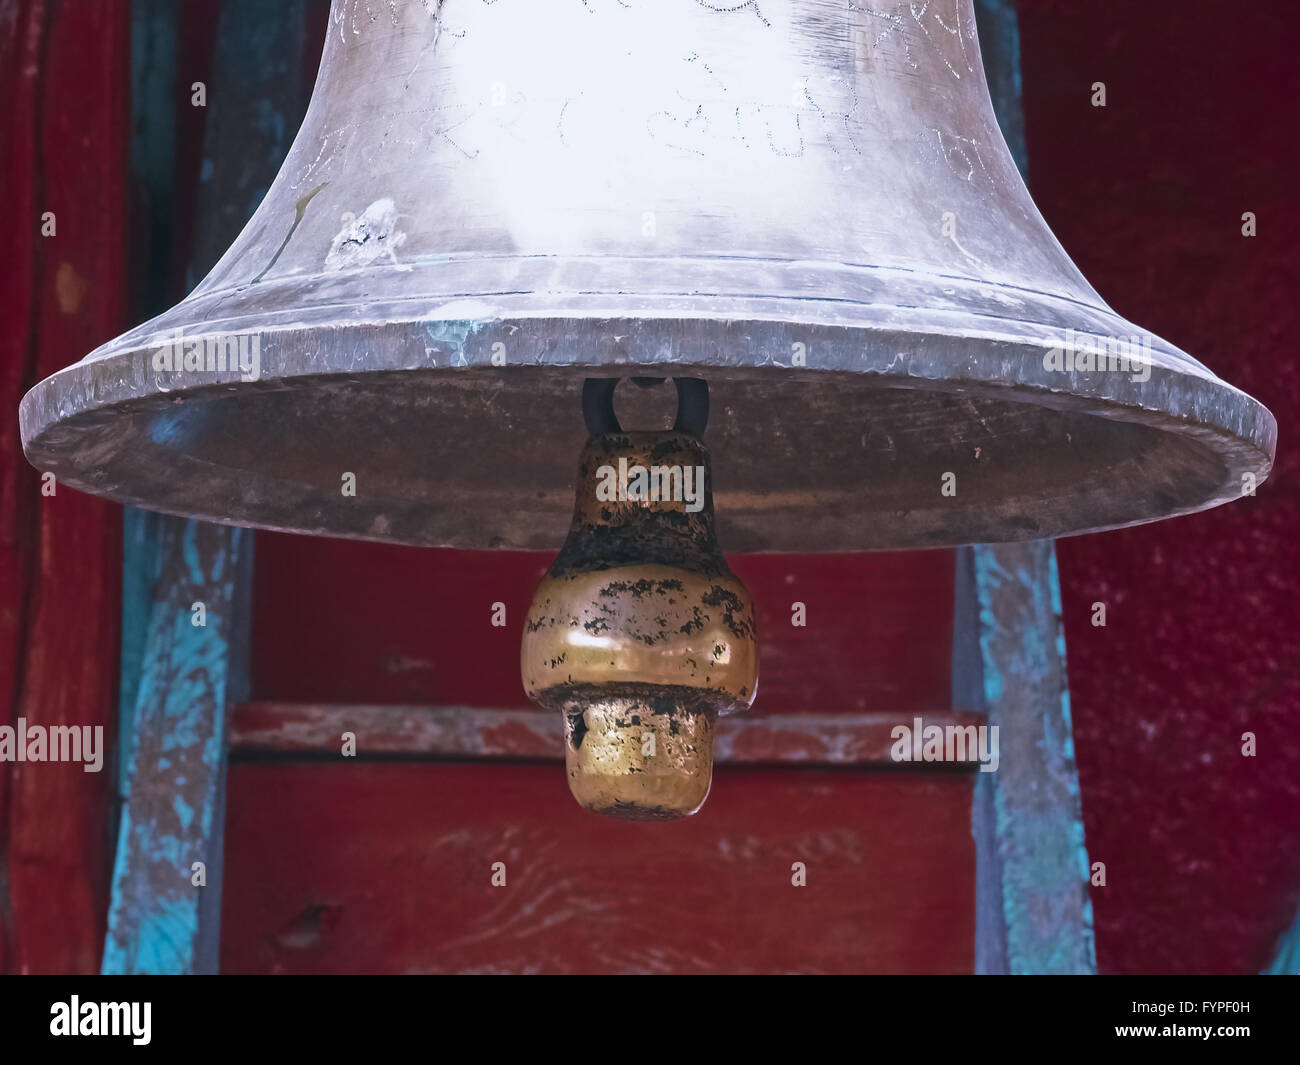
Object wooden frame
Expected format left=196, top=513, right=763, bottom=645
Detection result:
left=104, top=0, right=1096, bottom=975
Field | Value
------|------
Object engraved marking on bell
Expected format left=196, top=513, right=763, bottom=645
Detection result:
left=325, top=198, right=407, bottom=271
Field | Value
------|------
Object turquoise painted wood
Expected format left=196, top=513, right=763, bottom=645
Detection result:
left=119, top=511, right=164, bottom=804
left=965, top=542, right=1096, bottom=974
left=104, top=521, right=252, bottom=973
left=959, top=0, right=1096, bottom=976
left=118, top=0, right=178, bottom=822
left=957, top=541, right=1096, bottom=976
left=1265, top=908, right=1300, bottom=975
left=106, top=0, right=310, bottom=974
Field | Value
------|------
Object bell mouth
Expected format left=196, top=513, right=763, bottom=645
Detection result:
left=21, top=342, right=1272, bottom=554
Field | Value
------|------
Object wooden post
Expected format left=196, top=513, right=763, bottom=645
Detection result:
left=104, top=0, right=312, bottom=973
left=959, top=0, right=1097, bottom=976
left=103, top=523, right=251, bottom=973
left=957, top=542, right=1096, bottom=974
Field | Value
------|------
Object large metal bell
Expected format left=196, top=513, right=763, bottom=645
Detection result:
left=20, top=0, right=1275, bottom=551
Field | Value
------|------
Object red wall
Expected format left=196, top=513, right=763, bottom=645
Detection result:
left=0, top=0, right=127, bottom=975
left=1019, top=0, right=1300, bottom=973
left=241, top=537, right=963, bottom=972
left=222, top=764, right=974, bottom=974
left=251, top=543, right=954, bottom=715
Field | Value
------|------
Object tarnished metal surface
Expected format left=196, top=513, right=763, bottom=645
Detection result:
left=522, top=430, right=757, bottom=818
left=20, top=0, right=1275, bottom=550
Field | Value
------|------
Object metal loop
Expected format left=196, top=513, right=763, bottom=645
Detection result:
left=582, top=377, right=710, bottom=438
left=582, top=378, right=622, bottom=435
left=672, top=377, right=709, bottom=436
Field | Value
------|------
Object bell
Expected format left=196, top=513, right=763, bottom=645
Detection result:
left=20, top=1, right=1274, bottom=816
left=522, top=379, right=758, bottom=819
left=19, top=0, right=1274, bottom=552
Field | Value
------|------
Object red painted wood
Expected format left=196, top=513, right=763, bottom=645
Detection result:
left=0, top=0, right=41, bottom=978
left=0, top=0, right=128, bottom=973
left=221, top=762, right=974, bottom=974
left=251, top=536, right=955, bottom=714
left=1020, top=0, right=1300, bottom=973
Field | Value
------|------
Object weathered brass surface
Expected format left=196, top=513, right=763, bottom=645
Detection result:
left=522, top=430, right=757, bottom=819
left=522, top=565, right=757, bottom=700
left=558, top=694, right=717, bottom=822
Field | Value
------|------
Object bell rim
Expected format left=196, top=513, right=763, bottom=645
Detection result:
left=20, top=312, right=1275, bottom=553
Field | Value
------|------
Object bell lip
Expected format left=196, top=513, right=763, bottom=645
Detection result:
left=19, top=306, right=1275, bottom=554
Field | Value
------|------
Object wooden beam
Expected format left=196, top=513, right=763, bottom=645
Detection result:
left=231, top=702, right=987, bottom=767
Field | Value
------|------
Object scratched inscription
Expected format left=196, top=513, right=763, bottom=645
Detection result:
left=295, top=0, right=988, bottom=189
